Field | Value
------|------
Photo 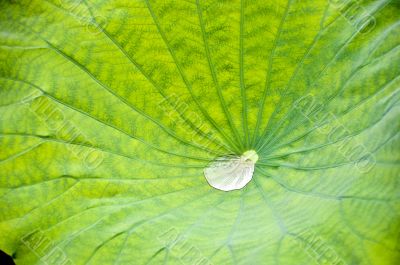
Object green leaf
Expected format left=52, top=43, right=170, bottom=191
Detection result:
left=0, top=0, right=399, bottom=264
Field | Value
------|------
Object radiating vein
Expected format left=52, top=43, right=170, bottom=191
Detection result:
left=251, top=0, right=293, bottom=146
left=144, top=0, right=241, bottom=153
left=195, top=0, right=243, bottom=149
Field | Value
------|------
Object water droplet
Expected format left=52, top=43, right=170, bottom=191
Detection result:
left=204, top=150, right=258, bottom=191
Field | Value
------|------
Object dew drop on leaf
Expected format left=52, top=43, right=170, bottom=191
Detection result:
left=204, top=150, right=258, bottom=191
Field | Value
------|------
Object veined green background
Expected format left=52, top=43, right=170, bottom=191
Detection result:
left=0, top=0, right=399, bottom=264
